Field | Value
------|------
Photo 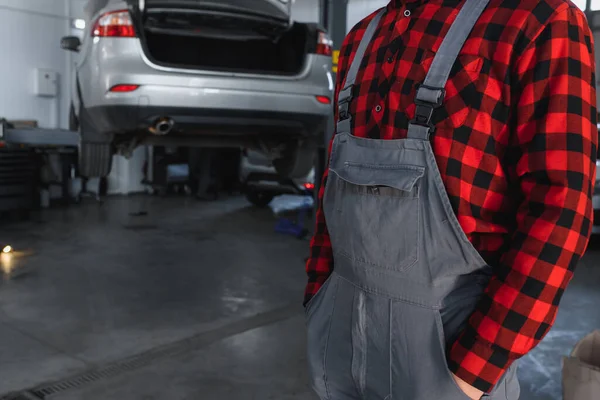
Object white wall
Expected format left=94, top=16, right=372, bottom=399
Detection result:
left=347, top=0, right=387, bottom=31
left=70, top=0, right=87, bottom=18
left=292, top=0, right=320, bottom=23
left=345, top=0, right=583, bottom=30
left=0, top=0, right=86, bottom=129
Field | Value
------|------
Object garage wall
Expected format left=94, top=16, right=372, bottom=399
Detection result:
left=292, top=0, right=320, bottom=23
left=0, top=0, right=70, bottom=129
left=347, top=0, right=387, bottom=31
left=70, top=0, right=87, bottom=20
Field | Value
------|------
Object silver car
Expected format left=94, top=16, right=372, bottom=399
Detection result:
left=61, top=0, right=334, bottom=179
left=240, top=149, right=314, bottom=207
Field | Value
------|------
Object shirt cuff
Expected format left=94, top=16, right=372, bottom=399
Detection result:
left=448, top=332, right=514, bottom=393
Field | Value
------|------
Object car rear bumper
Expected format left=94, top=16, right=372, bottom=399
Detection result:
left=86, top=85, right=331, bottom=137
left=86, top=104, right=328, bottom=138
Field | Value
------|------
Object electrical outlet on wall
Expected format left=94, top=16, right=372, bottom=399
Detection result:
left=34, top=68, right=59, bottom=97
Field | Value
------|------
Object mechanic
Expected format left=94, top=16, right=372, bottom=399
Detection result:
left=304, top=0, right=597, bottom=399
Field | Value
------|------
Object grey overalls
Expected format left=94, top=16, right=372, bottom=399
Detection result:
left=305, top=0, right=520, bottom=399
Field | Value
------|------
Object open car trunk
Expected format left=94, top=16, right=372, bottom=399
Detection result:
left=144, top=0, right=291, bottom=23
left=136, top=0, right=311, bottom=75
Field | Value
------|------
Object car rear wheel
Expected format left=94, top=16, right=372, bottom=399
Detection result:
left=78, top=141, right=113, bottom=178
left=69, top=104, right=78, bottom=131
left=245, top=190, right=275, bottom=208
left=73, top=105, right=114, bottom=178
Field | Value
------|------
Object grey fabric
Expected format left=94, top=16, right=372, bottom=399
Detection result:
left=337, top=118, right=352, bottom=135
left=306, top=0, right=520, bottom=399
left=338, top=9, right=385, bottom=101
left=338, top=87, right=354, bottom=105
left=407, top=0, right=490, bottom=140
left=415, top=85, right=445, bottom=104
left=406, top=123, right=432, bottom=141
left=421, top=0, right=491, bottom=92
left=306, top=133, right=521, bottom=399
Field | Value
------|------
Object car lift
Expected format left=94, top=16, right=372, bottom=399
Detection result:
left=0, top=119, right=78, bottom=148
left=0, top=119, right=93, bottom=204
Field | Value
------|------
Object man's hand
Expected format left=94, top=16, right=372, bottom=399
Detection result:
left=451, top=373, right=484, bottom=400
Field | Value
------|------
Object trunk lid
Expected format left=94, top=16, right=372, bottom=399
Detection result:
left=141, top=0, right=291, bottom=23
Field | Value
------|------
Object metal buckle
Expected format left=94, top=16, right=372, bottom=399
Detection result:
left=413, top=104, right=435, bottom=126
left=338, top=97, right=351, bottom=121
left=338, top=107, right=349, bottom=120
left=409, top=84, right=445, bottom=131
left=337, top=86, right=354, bottom=121
left=410, top=102, right=438, bottom=132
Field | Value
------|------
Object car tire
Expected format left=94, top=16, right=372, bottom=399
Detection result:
left=245, top=190, right=275, bottom=208
left=69, top=104, right=79, bottom=131
left=273, top=143, right=316, bottom=179
left=78, top=141, right=113, bottom=178
left=75, top=105, right=114, bottom=178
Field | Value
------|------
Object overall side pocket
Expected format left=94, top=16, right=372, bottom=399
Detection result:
left=305, top=274, right=338, bottom=399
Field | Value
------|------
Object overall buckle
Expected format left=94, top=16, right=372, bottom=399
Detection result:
left=338, top=97, right=351, bottom=121
left=337, top=86, right=353, bottom=121
left=409, top=84, right=446, bottom=132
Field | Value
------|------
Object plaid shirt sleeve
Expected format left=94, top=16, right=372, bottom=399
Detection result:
left=303, top=137, right=335, bottom=307
left=304, top=17, right=369, bottom=306
left=448, top=6, right=598, bottom=392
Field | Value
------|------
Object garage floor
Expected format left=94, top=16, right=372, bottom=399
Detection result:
left=0, top=196, right=598, bottom=400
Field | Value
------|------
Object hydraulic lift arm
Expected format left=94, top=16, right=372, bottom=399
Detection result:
left=0, top=120, right=78, bottom=147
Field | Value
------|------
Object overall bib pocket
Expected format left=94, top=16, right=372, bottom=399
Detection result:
left=323, top=159, right=425, bottom=273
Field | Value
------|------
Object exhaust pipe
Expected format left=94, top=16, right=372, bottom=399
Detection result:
left=149, top=117, right=174, bottom=135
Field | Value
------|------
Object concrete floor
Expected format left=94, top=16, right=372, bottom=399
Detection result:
left=0, top=195, right=598, bottom=400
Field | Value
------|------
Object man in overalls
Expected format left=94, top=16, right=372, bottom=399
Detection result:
left=304, top=0, right=597, bottom=399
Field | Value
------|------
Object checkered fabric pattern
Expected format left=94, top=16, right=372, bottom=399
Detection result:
left=305, top=0, right=597, bottom=393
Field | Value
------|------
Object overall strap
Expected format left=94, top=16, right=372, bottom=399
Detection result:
left=336, top=9, right=385, bottom=134
left=407, top=0, right=490, bottom=140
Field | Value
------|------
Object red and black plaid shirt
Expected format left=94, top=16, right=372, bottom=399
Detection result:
left=306, top=0, right=597, bottom=392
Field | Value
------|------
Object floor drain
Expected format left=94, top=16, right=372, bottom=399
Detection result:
left=0, top=303, right=299, bottom=399
left=0, top=392, right=42, bottom=400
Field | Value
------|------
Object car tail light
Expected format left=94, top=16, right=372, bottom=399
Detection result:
left=316, top=96, right=331, bottom=104
left=110, top=84, right=140, bottom=92
left=315, top=31, right=333, bottom=56
left=92, top=10, right=136, bottom=37
left=304, top=183, right=315, bottom=190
